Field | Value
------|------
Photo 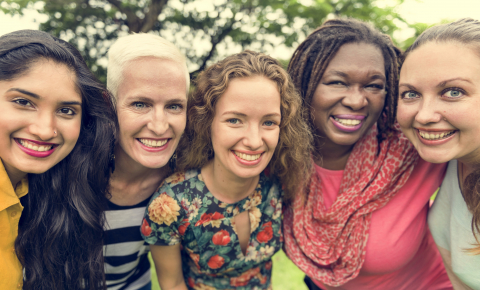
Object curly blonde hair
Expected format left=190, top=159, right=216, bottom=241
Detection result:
left=177, top=50, right=312, bottom=202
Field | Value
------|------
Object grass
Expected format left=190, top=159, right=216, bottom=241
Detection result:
left=149, top=250, right=307, bottom=290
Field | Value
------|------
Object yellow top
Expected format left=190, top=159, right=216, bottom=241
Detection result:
left=0, top=160, right=28, bottom=290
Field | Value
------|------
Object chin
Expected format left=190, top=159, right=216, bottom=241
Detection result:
left=416, top=148, right=453, bottom=164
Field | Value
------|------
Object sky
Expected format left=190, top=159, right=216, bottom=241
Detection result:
left=1, top=0, right=480, bottom=60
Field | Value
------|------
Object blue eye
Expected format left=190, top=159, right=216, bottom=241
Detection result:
left=168, top=104, right=181, bottom=110
left=264, top=121, right=274, bottom=126
left=228, top=119, right=240, bottom=124
left=133, top=102, right=146, bottom=109
left=444, top=89, right=463, bottom=98
left=402, top=91, right=419, bottom=99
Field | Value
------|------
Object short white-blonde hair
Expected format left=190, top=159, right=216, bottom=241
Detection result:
left=107, top=33, right=189, bottom=102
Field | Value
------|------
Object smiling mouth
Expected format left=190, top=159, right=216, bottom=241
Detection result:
left=333, top=117, right=362, bottom=126
left=418, top=130, right=457, bottom=140
left=18, top=139, right=55, bottom=152
left=234, top=151, right=262, bottom=161
left=138, top=138, right=168, bottom=148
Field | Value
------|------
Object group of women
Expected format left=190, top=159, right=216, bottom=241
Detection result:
left=0, top=15, right=479, bottom=290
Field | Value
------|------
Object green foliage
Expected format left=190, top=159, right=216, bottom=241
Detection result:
left=148, top=250, right=307, bottom=290
left=5, top=0, right=406, bottom=83
left=401, top=18, right=454, bottom=50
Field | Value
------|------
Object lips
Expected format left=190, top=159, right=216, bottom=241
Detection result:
left=137, top=138, right=170, bottom=152
left=232, top=150, right=263, bottom=166
left=415, top=129, right=458, bottom=146
left=15, top=138, right=58, bottom=158
left=331, top=115, right=366, bottom=132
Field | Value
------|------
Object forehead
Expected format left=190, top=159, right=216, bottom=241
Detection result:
left=117, top=57, right=187, bottom=100
left=401, top=42, right=480, bottom=83
left=215, top=76, right=281, bottom=113
left=325, top=42, right=385, bottom=74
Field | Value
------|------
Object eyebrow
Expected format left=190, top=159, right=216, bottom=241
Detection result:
left=437, top=77, right=472, bottom=87
left=222, top=111, right=281, bottom=118
left=326, top=70, right=386, bottom=81
left=7, top=88, right=82, bottom=105
left=399, top=78, right=473, bottom=91
left=7, top=88, right=40, bottom=99
left=126, top=96, right=186, bottom=103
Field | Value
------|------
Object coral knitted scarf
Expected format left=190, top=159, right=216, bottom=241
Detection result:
left=283, top=125, right=418, bottom=287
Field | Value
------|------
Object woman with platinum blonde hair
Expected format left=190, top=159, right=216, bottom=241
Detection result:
left=103, top=33, right=189, bottom=290
left=141, top=50, right=312, bottom=290
left=397, top=18, right=480, bottom=289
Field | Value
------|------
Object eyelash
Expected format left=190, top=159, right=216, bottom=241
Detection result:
left=400, top=90, right=420, bottom=100
left=441, top=87, right=465, bottom=99
left=167, top=104, right=183, bottom=110
left=13, top=98, right=77, bottom=116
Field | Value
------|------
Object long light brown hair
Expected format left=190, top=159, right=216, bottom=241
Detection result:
left=404, top=18, right=480, bottom=254
left=177, top=50, right=312, bottom=202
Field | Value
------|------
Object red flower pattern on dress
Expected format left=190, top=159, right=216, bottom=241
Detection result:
left=212, top=230, right=230, bottom=246
left=229, top=267, right=261, bottom=287
left=256, top=221, right=273, bottom=243
left=195, top=212, right=224, bottom=227
left=140, top=218, right=152, bottom=236
left=178, top=218, right=190, bottom=235
left=207, top=255, right=225, bottom=269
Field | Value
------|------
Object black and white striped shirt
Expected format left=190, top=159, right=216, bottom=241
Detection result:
left=104, top=198, right=151, bottom=290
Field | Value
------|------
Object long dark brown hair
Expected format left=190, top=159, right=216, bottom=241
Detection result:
left=0, top=30, right=117, bottom=289
left=403, top=18, right=480, bottom=254
left=177, top=50, right=312, bottom=202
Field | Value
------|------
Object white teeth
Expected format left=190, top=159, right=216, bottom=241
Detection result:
left=18, top=139, right=53, bottom=152
left=234, top=151, right=261, bottom=161
left=334, top=117, right=362, bottom=126
left=139, top=138, right=168, bottom=147
left=419, top=130, right=455, bottom=140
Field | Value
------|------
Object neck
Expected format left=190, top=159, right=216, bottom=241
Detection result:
left=314, top=137, right=355, bottom=170
left=201, top=159, right=259, bottom=204
left=1, top=160, right=27, bottom=188
left=110, top=145, right=169, bottom=191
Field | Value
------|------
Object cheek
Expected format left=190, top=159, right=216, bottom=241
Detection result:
left=63, top=119, right=82, bottom=149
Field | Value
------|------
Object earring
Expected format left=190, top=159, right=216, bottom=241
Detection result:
left=54, top=130, right=57, bottom=135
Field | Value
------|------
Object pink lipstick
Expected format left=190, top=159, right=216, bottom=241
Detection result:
left=15, top=138, right=58, bottom=158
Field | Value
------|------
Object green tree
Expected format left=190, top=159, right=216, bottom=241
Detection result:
left=2, top=0, right=407, bottom=82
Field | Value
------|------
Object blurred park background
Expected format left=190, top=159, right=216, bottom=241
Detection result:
left=1, top=0, right=478, bottom=289
left=2, top=0, right=480, bottom=84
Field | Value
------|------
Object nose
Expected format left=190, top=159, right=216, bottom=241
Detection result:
left=242, top=124, right=263, bottom=150
left=342, top=86, right=368, bottom=111
left=28, top=112, right=56, bottom=141
left=146, top=107, right=169, bottom=135
left=415, top=97, right=442, bottom=125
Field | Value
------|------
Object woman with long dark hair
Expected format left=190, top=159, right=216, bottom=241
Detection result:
left=0, top=30, right=116, bottom=290
left=283, top=19, right=452, bottom=290
left=397, top=18, right=480, bottom=289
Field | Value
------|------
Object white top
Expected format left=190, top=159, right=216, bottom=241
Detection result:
left=428, top=160, right=480, bottom=289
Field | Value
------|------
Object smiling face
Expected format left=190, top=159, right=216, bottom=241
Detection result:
left=311, top=42, right=386, bottom=150
left=210, top=75, right=281, bottom=180
left=0, top=60, right=82, bottom=182
left=115, top=57, right=187, bottom=169
left=397, top=42, right=480, bottom=165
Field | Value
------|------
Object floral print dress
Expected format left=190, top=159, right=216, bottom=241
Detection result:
left=141, top=169, right=284, bottom=290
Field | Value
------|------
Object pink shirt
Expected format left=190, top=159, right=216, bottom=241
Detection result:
left=312, top=159, right=452, bottom=290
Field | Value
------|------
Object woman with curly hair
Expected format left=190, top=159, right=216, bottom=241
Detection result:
left=141, top=50, right=312, bottom=290
left=283, top=18, right=451, bottom=289
left=0, top=30, right=116, bottom=290
left=397, top=18, right=480, bottom=289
